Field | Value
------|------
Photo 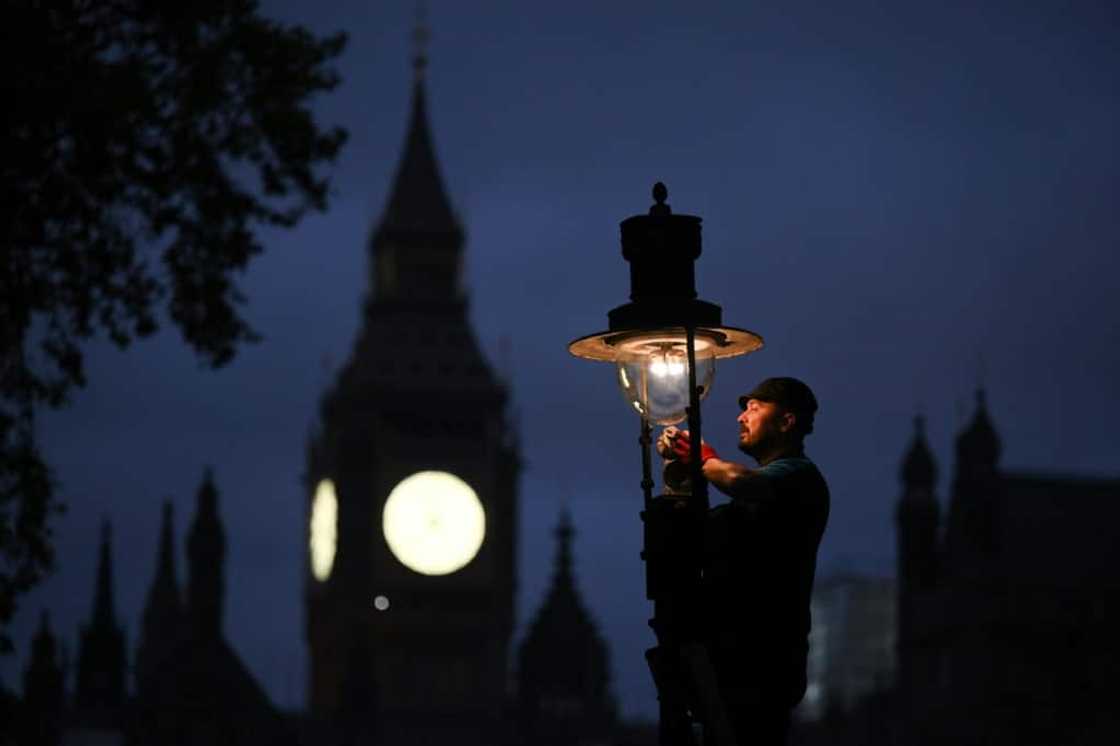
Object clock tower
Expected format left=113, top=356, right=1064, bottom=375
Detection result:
left=304, top=31, right=519, bottom=746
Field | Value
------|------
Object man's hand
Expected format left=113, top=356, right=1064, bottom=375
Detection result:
left=657, top=427, right=718, bottom=465
left=656, top=426, right=680, bottom=459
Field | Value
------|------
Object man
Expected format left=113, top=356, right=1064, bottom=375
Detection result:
left=657, top=376, right=829, bottom=746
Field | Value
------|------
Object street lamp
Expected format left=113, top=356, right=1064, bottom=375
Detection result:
left=568, top=183, right=763, bottom=745
left=568, top=182, right=762, bottom=414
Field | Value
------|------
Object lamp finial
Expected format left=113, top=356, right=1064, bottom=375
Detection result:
left=650, top=182, right=671, bottom=215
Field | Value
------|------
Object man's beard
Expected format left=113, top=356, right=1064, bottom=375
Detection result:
left=738, top=432, right=769, bottom=461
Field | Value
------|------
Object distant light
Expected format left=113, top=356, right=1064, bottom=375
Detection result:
left=309, top=479, right=338, bottom=581
left=374, top=595, right=390, bottom=611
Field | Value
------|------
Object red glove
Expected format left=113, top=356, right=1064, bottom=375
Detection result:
left=670, top=430, right=718, bottom=465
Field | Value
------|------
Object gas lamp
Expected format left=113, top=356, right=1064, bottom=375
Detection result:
left=567, top=183, right=764, bottom=745
left=568, top=182, right=762, bottom=413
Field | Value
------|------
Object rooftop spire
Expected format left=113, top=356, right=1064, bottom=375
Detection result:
left=28, top=610, right=60, bottom=680
left=412, top=1, right=429, bottom=80
left=373, top=12, right=461, bottom=244
left=554, top=507, right=574, bottom=587
left=22, top=610, right=65, bottom=743
left=187, top=468, right=226, bottom=639
left=92, top=520, right=116, bottom=627
left=536, top=508, right=587, bottom=618
left=956, top=388, right=1001, bottom=476
left=138, top=500, right=182, bottom=689
left=76, top=521, right=126, bottom=723
left=155, top=501, right=178, bottom=595
left=901, top=415, right=937, bottom=489
left=516, top=510, right=616, bottom=735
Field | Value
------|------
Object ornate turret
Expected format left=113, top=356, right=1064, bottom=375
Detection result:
left=187, top=469, right=226, bottom=640
left=955, top=389, right=1001, bottom=479
left=136, top=501, right=182, bottom=690
left=22, top=612, right=65, bottom=746
left=897, top=416, right=940, bottom=586
left=134, top=482, right=288, bottom=746
left=901, top=415, right=937, bottom=490
left=947, top=391, right=1001, bottom=563
left=895, top=416, right=941, bottom=698
left=74, top=521, right=127, bottom=727
left=516, top=510, right=616, bottom=744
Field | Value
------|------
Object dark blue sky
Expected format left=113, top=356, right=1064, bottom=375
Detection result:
left=4, top=0, right=1117, bottom=720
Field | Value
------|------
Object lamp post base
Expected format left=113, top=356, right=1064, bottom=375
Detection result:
left=642, top=493, right=734, bottom=746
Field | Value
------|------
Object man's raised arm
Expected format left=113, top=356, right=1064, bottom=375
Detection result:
left=658, top=427, right=777, bottom=503
left=701, top=458, right=777, bottom=503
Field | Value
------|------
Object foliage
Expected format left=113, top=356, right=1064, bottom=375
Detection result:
left=0, top=0, right=348, bottom=650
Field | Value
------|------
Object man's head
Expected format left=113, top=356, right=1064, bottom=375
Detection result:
left=736, top=377, right=818, bottom=459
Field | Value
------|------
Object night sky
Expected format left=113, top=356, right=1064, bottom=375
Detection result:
left=3, top=0, right=1118, bottom=721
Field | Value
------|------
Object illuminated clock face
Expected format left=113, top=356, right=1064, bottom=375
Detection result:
left=309, top=479, right=338, bottom=581
left=382, top=471, right=485, bottom=576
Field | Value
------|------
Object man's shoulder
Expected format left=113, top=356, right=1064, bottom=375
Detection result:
left=756, top=456, right=829, bottom=503
left=756, top=456, right=819, bottom=480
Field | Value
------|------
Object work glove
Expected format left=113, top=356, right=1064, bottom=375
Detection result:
left=659, top=427, right=718, bottom=465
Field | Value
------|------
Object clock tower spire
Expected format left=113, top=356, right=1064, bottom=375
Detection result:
left=369, top=4, right=462, bottom=303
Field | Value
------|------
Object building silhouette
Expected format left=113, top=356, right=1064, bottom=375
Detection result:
left=29, top=496, right=635, bottom=746
left=134, top=502, right=181, bottom=703
left=72, top=522, right=127, bottom=735
left=895, top=391, right=1120, bottom=744
left=295, top=22, right=659, bottom=745
left=516, top=511, right=617, bottom=745
left=10, top=470, right=291, bottom=746
left=796, top=391, right=1120, bottom=745
left=17, top=612, right=66, bottom=745
left=16, top=22, right=655, bottom=746
left=301, top=23, right=520, bottom=746
left=128, top=470, right=290, bottom=746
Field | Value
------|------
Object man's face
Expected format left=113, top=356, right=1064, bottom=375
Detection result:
left=737, top=398, right=788, bottom=457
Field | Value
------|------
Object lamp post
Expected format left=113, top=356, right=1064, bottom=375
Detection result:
left=568, top=184, right=763, bottom=746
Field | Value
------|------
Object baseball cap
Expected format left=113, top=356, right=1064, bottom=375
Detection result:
left=738, top=377, right=818, bottom=435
